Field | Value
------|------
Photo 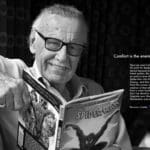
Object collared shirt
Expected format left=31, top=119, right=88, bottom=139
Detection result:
left=0, top=55, right=132, bottom=150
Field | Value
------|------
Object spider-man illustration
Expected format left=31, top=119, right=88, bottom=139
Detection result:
left=64, top=110, right=119, bottom=150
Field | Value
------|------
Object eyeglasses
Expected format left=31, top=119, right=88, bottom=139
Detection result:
left=34, top=29, right=87, bottom=57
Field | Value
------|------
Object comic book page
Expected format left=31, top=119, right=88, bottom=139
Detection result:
left=17, top=87, right=60, bottom=150
left=17, top=70, right=63, bottom=150
left=57, top=90, right=123, bottom=150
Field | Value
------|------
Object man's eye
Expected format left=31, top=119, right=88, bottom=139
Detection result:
left=68, top=44, right=76, bottom=49
left=47, top=40, right=60, bottom=48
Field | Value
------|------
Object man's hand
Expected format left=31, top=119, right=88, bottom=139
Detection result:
left=0, top=72, right=30, bottom=110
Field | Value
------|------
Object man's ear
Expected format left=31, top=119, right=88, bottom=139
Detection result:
left=29, top=30, right=36, bottom=54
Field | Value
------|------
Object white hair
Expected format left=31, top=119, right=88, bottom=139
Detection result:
left=28, top=4, right=88, bottom=46
left=32, top=4, right=87, bottom=29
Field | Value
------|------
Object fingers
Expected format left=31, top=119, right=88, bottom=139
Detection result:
left=12, top=78, right=30, bottom=110
left=0, top=73, right=30, bottom=111
left=12, top=79, right=25, bottom=110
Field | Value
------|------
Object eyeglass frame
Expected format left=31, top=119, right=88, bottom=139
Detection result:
left=33, top=29, right=87, bottom=57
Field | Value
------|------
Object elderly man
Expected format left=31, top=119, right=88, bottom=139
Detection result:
left=0, top=4, right=132, bottom=150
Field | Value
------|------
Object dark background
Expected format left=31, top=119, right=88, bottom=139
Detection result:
left=1, top=0, right=150, bottom=146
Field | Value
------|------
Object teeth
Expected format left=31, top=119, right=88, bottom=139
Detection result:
left=54, top=64, right=66, bottom=68
left=48, top=62, right=69, bottom=70
left=57, top=65, right=66, bottom=69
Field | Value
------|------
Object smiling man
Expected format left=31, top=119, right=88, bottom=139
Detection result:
left=30, top=11, right=88, bottom=97
left=0, top=4, right=132, bottom=150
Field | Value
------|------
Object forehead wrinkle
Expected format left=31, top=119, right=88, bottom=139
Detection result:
left=39, top=14, right=86, bottom=33
left=39, top=26, right=87, bottom=44
left=38, top=15, right=87, bottom=43
left=43, top=29, right=83, bottom=39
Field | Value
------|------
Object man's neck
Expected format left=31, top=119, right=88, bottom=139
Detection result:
left=51, top=82, right=71, bottom=101
left=51, top=82, right=65, bottom=94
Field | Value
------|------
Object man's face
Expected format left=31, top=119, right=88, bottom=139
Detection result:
left=30, top=14, right=87, bottom=86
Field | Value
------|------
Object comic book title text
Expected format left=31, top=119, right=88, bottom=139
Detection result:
left=75, top=101, right=119, bottom=120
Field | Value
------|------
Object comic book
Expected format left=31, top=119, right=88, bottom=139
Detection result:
left=17, top=70, right=124, bottom=150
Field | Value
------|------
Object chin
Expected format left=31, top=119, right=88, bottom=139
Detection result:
left=44, top=69, right=72, bottom=83
left=46, top=74, right=70, bottom=85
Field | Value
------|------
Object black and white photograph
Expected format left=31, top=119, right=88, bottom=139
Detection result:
left=0, top=0, right=150, bottom=150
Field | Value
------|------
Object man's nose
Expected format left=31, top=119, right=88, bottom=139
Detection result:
left=55, top=45, right=68, bottom=61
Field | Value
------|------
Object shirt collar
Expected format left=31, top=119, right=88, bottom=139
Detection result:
left=68, top=74, right=88, bottom=99
left=31, top=61, right=42, bottom=79
left=30, top=61, right=88, bottom=99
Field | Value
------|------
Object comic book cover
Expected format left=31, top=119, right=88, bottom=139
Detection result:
left=17, top=70, right=123, bottom=150
left=56, top=90, right=123, bottom=150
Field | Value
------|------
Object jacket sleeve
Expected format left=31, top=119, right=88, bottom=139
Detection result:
left=0, top=55, right=27, bottom=78
left=116, top=115, right=132, bottom=150
left=0, top=55, right=27, bottom=150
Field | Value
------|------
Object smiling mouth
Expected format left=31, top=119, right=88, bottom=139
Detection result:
left=47, top=62, right=70, bottom=71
